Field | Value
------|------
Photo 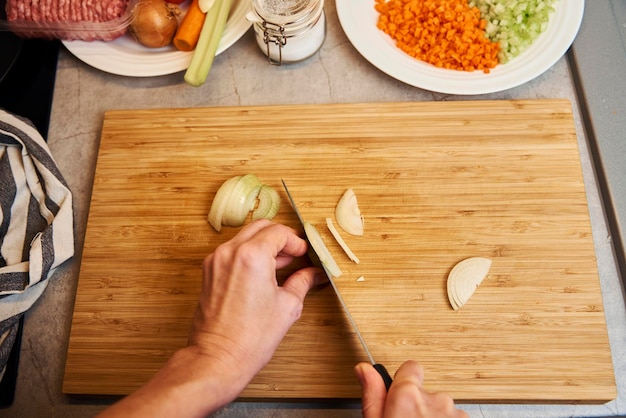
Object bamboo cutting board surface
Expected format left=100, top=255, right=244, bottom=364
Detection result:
left=63, top=100, right=616, bottom=403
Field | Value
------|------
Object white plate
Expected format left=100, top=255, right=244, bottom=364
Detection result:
left=336, top=0, right=584, bottom=95
left=62, top=0, right=252, bottom=77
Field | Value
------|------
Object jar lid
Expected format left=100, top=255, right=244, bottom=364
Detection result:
left=252, top=0, right=323, bottom=27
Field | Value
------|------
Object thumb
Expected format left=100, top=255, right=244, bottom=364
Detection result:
left=281, top=267, right=326, bottom=301
left=279, top=267, right=326, bottom=325
left=355, top=362, right=387, bottom=418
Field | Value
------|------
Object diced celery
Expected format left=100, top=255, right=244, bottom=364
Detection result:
left=471, top=0, right=558, bottom=63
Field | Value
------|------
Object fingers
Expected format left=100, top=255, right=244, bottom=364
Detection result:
left=226, top=218, right=275, bottom=245
left=214, top=219, right=324, bottom=297
left=385, top=361, right=467, bottom=418
left=355, top=362, right=387, bottom=418
left=226, top=219, right=305, bottom=255
left=210, top=220, right=307, bottom=272
left=242, top=220, right=309, bottom=259
left=383, top=361, right=425, bottom=414
left=279, top=267, right=327, bottom=326
left=356, top=360, right=466, bottom=418
left=393, top=360, right=424, bottom=385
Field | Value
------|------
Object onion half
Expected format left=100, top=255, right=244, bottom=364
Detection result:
left=208, top=175, right=280, bottom=232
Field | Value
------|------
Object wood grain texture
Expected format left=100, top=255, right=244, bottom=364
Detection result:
left=63, top=100, right=616, bottom=402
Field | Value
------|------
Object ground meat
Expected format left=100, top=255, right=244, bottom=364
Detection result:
left=31, top=0, right=41, bottom=22
left=4, top=0, right=131, bottom=40
left=23, top=0, right=32, bottom=20
left=4, top=0, right=19, bottom=20
left=49, top=0, right=58, bottom=23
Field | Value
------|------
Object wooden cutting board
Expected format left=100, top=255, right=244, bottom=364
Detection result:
left=63, top=100, right=616, bottom=403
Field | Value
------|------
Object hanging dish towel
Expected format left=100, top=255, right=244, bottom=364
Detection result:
left=0, top=109, right=74, bottom=380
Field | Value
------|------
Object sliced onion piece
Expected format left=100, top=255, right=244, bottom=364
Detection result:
left=207, top=175, right=241, bottom=232
left=335, top=189, right=364, bottom=236
left=326, top=217, right=360, bottom=264
left=252, top=185, right=280, bottom=220
left=303, top=221, right=342, bottom=278
left=208, top=174, right=282, bottom=232
left=220, top=174, right=262, bottom=227
left=447, top=257, right=492, bottom=311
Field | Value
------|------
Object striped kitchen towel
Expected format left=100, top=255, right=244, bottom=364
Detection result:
left=0, top=109, right=74, bottom=380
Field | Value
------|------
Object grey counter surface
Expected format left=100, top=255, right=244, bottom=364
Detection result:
left=569, top=0, right=626, bottom=296
left=2, top=2, right=625, bottom=417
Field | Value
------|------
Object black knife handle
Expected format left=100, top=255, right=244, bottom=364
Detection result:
left=373, top=363, right=393, bottom=391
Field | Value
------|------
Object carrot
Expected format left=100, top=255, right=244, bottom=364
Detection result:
left=374, top=0, right=500, bottom=73
left=173, top=0, right=206, bottom=51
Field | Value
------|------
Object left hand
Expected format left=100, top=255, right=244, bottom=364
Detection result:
left=188, top=219, right=325, bottom=396
left=97, top=219, right=326, bottom=418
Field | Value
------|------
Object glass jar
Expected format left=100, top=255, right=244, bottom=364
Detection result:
left=250, top=0, right=326, bottom=65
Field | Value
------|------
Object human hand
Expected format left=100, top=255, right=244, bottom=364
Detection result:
left=96, top=220, right=325, bottom=418
left=355, top=360, right=468, bottom=418
left=188, top=219, right=325, bottom=397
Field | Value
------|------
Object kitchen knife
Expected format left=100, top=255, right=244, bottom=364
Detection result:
left=281, top=180, right=393, bottom=391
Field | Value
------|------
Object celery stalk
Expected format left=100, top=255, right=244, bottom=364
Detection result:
left=184, top=0, right=233, bottom=87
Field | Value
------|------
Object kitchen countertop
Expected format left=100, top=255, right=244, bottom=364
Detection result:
left=569, top=0, right=626, bottom=300
left=2, top=2, right=625, bottom=417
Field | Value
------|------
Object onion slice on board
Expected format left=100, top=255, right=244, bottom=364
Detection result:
left=447, top=257, right=492, bottom=311
left=335, top=189, right=364, bottom=236
left=252, top=185, right=280, bottom=220
left=208, top=175, right=242, bottom=232
left=326, top=217, right=360, bottom=264
left=304, top=221, right=342, bottom=278
left=220, top=174, right=262, bottom=227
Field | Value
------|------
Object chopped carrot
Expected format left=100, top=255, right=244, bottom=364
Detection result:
left=173, top=0, right=206, bottom=52
left=374, top=0, right=500, bottom=73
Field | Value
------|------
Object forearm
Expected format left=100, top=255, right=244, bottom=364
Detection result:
left=97, top=345, right=247, bottom=418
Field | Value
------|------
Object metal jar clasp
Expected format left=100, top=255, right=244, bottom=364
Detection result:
left=262, top=21, right=287, bottom=66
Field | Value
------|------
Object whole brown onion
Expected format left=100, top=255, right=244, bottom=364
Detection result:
left=129, top=0, right=180, bottom=48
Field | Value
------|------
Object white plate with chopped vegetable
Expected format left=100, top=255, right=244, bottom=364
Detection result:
left=62, top=0, right=252, bottom=77
left=336, top=0, right=584, bottom=95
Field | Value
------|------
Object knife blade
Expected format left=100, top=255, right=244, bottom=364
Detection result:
left=281, top=180, right=393, bottom=391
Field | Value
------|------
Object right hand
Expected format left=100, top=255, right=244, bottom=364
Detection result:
left=355, top=360, right=468, bottom=418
